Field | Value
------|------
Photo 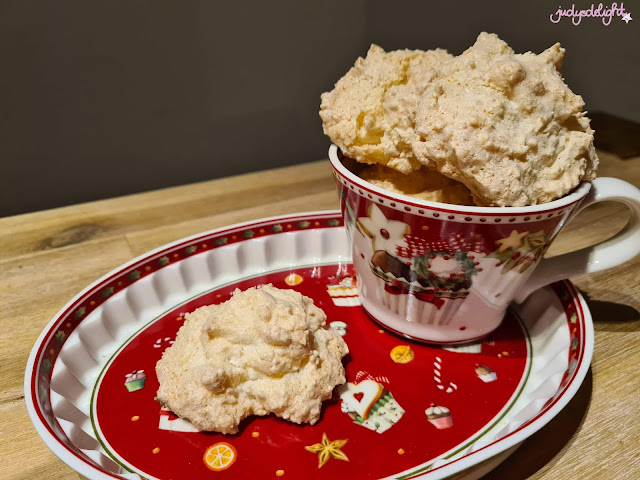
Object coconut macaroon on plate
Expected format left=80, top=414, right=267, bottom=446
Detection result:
left=25, top=211, right=593, bottom=480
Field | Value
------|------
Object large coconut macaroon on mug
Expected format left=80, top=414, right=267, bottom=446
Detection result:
left=329, top=145, right=640, bottom=344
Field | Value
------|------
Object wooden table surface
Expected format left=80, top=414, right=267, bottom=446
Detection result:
left=1, top=151, right=639, bottom=480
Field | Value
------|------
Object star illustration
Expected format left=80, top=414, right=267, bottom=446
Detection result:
left=305, top=433, right=349, bottom=468
left=495, top=230, right=529, bottom=252
left=358, top=204, right=410, bottom=255
left=622, top=13, right=632, bottom=23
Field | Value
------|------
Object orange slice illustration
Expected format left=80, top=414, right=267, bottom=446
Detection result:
left=390, top=345, right=414, bottom=364
left=285, top=273, right=304, bottom=286
left=203, top=442, right=237, bottom=471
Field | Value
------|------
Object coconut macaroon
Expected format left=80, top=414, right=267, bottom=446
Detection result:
left=320, top=44, right=452, bottom=174
left=321, top=33, right=598, bottom=207
left=359, top=164, right=474, bottom=205
left=156, top=284, right=348, bottom=434
left=412, top=32, right=598, bottom=206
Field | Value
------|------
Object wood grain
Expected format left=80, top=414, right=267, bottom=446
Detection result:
left=1, top=153, right=638, bottom=480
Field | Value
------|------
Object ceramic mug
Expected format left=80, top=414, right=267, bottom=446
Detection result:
left=328, top=145, right=640, bottom=344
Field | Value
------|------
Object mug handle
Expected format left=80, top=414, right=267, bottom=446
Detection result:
left=515, top=177, right=640, bottom=303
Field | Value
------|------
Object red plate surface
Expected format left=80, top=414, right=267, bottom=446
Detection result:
left=93, top=264, right=528, bottom=479
left=26, top=212, right=590, bottom=480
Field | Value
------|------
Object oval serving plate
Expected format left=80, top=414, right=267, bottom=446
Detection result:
left=25, top=211, right=593, bottom=480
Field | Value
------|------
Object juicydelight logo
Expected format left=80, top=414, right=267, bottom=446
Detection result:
left=550, top=2, right=633, bottom=25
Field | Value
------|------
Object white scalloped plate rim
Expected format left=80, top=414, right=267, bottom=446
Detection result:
left=24, top=210, right=593, bottom=480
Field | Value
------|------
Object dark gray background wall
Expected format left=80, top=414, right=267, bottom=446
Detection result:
left=1, top=0, right=638, bottom=217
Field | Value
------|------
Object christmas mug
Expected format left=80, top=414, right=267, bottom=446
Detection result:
left=329, top=145, right=640, bottom=344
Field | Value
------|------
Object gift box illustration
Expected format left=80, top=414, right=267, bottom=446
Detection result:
left=338, top=377, right=404, bottom=434
left=327, top=274, right=360, bottom=306
left=124, top=370, right=146, bottom=392
left=158, top=406, right=199, bottom=433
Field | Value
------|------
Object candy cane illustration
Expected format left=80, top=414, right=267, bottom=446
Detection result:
left=153, top=337, right=175, bottom=349
left=433, top=356, right=457, bottom=393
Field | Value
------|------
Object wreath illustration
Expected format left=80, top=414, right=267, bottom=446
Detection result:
left=410, top=250, right=478, bottom=291
left=370, top=248, right=479, bottom=303
left=358, top=205, right=483, bottom=307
